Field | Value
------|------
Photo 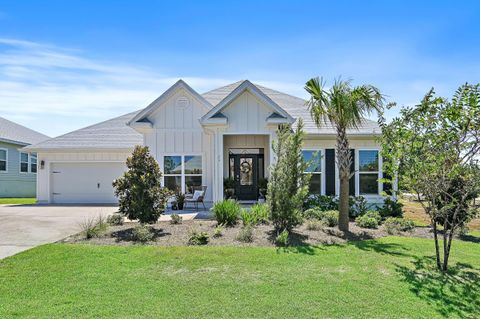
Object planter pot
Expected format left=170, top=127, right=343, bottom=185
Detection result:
left=177, top=203, right=184, bottom=210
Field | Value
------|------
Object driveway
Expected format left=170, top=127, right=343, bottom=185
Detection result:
left=0, top=204, right=118, bottom=259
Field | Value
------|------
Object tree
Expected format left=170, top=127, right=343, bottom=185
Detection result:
left=305, top=77, right=387, bottom=231
left=267, top=119, right=310, bottom=233
left=113, top=145, right=170, bottom=224
left=381, top=84, right=480, bottom=271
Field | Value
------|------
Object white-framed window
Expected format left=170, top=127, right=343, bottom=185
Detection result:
left=302, top=150, right=323, bottom=195
left=20, top=152, right=29, bottom=173
left=0, top=148, right=7, bottom=172
left=358, top=150, right=380, bottom=195
left=163, top=155, right=203, bottom=193
left=30, top=153, right=37, bottom=173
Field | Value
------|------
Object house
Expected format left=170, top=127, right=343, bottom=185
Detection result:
left=0, top=116, right=49, bottom=198
left=24, top=80, right=390, bottom=204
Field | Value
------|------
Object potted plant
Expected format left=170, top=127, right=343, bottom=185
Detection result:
left=258, top=178, right=268, bottom=203
left=224, top=177, right=236, bottom=199
left=175, top=189, right=185, bottom=210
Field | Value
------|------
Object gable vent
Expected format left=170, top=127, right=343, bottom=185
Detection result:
left=176, top=96, right=190, bottom=109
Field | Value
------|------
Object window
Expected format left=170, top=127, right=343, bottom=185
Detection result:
left=30, top=153, right=37, bottom=173
left=0, top=149, right=6, bottom=172
left=163, top=155, right=202, bottom=193
left=20, top=152, right=29, bottom=173
left=302, top=150, right=322, bottom=194
left=358, top=150, right=379, bottom=195
left=164, top=156, right=182, bottom=191
left=184, top=155, right=202, bottom=193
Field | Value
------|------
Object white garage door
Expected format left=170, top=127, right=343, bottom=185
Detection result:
left=51, top=162, right=126, bottom=204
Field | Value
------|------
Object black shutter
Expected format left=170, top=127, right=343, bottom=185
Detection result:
left=325, top=149, right=335, bottom=195
left=349, top=149, right=355, bottom=196
left=383, top=172, right=393, bottom=195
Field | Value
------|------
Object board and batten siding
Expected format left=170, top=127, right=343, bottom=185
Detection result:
left=144, top=87, right=214, bottom=201
left=0, top=141, right=36, bottom=197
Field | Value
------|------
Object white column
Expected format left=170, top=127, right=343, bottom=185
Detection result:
left=268, top=131, right=277, bottom=177
left=212, top=130, right=224, bottom=202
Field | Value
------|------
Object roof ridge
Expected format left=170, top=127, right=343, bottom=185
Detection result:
left=201, top=80, right=245, bottom=96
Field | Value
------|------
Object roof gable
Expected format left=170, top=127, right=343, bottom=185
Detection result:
left=200, top=80, right=294, bottom=125
left=127, top=79, right=213, bottom=126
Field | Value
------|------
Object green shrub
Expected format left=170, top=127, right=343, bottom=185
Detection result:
left=320, top=210, right=339, bottom=227
left=113, top=146, right=170, bottom=224
left=355, top=211, right=381, bottom=229
left=107, top=213, right=124, bottom=226
left=170, top=213, right=182, bottom=224
left=213, top=226, right=224, bottom=238
left=305, top=219, right=323, bottom=231
left=80, top=215, right=108, bottom=239
left=302, top=207, right=324, bottom=220
left=275, top=230, right=289, bottom=246
left=240, top=209, right=257, bottom=226
left=250, top=203, right=269, bottom=224
left=304, top=195, right=338, bottom=211
left=132, top=224, right=154, bottom=243
left=378, top=197, right=404, bottom=218
left=236, top=225, right=254, bottom=243
left=267, top=120, right=309, bottom=233
left=188, top=231, right=209, bottom=245
left=349, top=196, right=368, bottom=217
left=211, top=199, right=240, bottom=226
left=384, top=217, right=415, bottom=234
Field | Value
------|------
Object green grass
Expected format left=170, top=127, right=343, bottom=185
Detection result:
left=0, top=237, right=479, bottom=318
left=0, top=197, right=36, bottom=204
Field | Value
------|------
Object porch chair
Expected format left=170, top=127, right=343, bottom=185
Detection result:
left=184, top=186, right=207, bottom=210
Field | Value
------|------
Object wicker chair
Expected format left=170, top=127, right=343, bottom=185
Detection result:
left=184, top=186, right=207, bottom=210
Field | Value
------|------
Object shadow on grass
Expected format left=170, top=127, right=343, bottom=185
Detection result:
left=396, top=256, right=480, bottom=319
left=350, top=239, right=413, bottom=257
left=111, top=227, right=171, bottom=242
left=458, top=233, right=480, bottom=244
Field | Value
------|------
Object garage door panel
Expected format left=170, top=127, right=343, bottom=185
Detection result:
left=51, top=162, right=125, bottom=204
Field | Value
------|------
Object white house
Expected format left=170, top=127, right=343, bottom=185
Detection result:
left=25, top=80, right=389, bottom=204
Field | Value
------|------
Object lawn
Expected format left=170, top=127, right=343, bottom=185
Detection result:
left=0, top=197, right=36, bottom=205
left=0, top=237, right=478, bottom=318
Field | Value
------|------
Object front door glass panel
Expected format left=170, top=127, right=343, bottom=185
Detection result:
left=239, top=157, right=253, bottom=186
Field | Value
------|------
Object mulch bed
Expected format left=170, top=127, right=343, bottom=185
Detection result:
left=61, top=220, right=442, bottom=247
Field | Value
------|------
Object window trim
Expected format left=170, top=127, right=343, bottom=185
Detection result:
left=0, top=148, right=7, bottom=173
left=30, top=153, right=38, bottom=174
left=355, top=148, right=382, bottom=196
left=302, top=148, right=325, bottom=196
left=19, top=152, right=30, bottom=174
left=162, top=154, right=204, bottom=193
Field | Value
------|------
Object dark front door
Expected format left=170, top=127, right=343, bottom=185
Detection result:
left=232, top=154, right=258, bottom=200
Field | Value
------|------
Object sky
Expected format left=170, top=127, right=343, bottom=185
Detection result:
left=0, top=0, right=479, bottom=137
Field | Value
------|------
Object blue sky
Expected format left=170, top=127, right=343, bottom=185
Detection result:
left=0, top=0, right=479, bottom=137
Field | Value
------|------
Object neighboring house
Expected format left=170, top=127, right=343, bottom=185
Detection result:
left=0, top=117, right=49, bottom=198
left=25, top=80, right=391, bottom=204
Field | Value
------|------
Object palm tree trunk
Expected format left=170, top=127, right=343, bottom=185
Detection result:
left=336, top=126, right=351, bottom=232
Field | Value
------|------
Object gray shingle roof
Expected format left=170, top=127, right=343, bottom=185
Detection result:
left=23, top=111, right=143, bottom=151
left=26, top=80, right=381, bottom=151
left=0, top=116, right=49, bottom=145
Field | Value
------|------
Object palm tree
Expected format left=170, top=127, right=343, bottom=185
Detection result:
left=305, top=77, right=386, bottom=231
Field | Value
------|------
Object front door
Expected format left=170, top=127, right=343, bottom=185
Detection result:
left=232, top=154, right=258, bottom=200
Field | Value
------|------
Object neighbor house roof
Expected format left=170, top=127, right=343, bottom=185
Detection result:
left=0, top=116, right=49, bottom=146
left=26, top=80, right=381, bottom=151
left=23, top=111, right=143, bottom=151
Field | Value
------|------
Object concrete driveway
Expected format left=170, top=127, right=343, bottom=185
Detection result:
left=0, top=204, right=118, bottom=259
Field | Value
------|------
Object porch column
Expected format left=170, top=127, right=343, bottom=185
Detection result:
left=268, top=130, right=277, bottom=177
left=213, top=130, right=224, bottom=202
